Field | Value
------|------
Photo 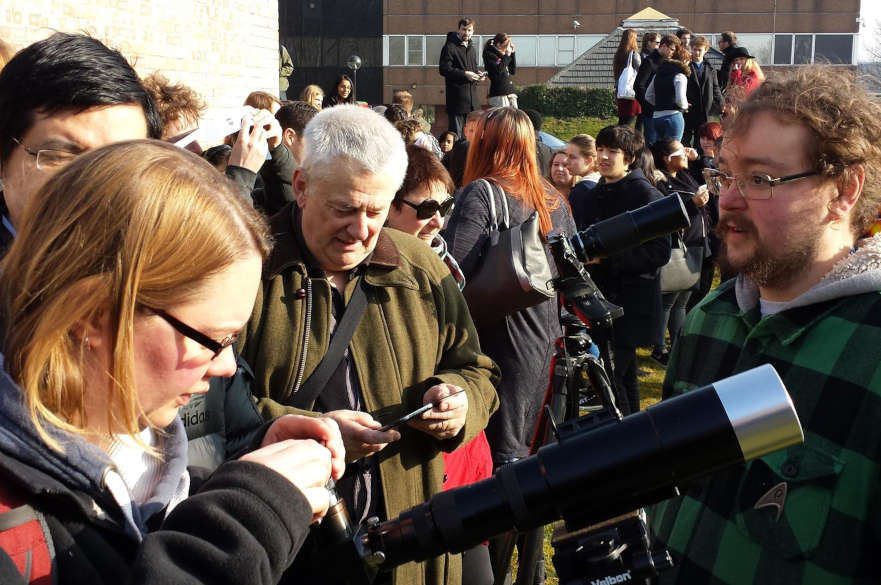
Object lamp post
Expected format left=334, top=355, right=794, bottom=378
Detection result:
left=347, top=55, right=362, bottom=102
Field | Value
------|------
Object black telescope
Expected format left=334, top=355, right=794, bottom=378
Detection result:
left=358, top=364, right=803, bottom=570
left=570, top=194, right=690, bottom=262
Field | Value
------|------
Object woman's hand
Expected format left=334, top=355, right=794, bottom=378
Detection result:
left=240, top=439, right=335, bottom=523
left=262, top=414, right=346, bottom=480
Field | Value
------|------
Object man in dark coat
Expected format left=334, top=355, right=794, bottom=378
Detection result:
left=571, top=125, right=671, bottom=415
left=717, top=30, right=738, bottom=89
left=439, top=18, right=483, bottom=138
left=683, top=36, right=723, bottom=150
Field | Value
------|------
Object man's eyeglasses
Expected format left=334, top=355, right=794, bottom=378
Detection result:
left=400, top=196, right=455, bottom=220
left=11, top=137, right=79, bottom=171
left=152, top=309, right=237, bottom=360
left=702, top=168, right=820, bottom=201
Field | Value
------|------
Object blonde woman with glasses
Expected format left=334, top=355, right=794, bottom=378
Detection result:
left=0, top=140, right=343, bottom=585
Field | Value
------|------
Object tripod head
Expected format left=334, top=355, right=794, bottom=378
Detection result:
left=547, top=193, right=690, bottom=329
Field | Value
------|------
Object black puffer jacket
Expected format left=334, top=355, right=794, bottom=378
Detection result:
left=439, top=32, right=480, bottom=114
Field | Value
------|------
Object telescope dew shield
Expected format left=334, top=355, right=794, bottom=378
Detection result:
left=365, top=365, right=803, bottom=568
left=572, top=193, right=690, bottom=261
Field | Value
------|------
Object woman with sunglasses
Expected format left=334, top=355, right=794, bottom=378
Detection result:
left=649, top=138, right=710, bottom=365
left=385, top=143, right=494, bottom=585
left=445, top=107, right=575, bottom=469
left=0, top=140, right=344, bottom=585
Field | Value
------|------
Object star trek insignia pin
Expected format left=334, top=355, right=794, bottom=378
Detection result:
left=754, top=481, right=788, bottom=522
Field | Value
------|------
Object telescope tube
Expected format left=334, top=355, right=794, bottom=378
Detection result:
left=364, top=364, right=802, bottom=567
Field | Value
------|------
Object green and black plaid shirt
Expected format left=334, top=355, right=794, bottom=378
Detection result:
left=651, top=273, right=881, bottom=584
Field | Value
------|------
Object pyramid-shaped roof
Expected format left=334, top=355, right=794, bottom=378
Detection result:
left=625, top=7, right=674, bottom=21
left=547, top=11, right=722, bottom=89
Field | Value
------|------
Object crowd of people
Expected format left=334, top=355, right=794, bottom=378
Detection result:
left=1, top=16, right=881, bottom=585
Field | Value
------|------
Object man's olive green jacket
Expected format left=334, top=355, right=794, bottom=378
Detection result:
left=238, top=204, right=500, bottom=585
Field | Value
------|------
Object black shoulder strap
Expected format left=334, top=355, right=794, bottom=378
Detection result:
left=291, top=277, right=369, bottom=409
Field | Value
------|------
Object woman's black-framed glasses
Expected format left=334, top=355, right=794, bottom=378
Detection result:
left=153, top=309, right=237, bottom=359
left=400, top=196, right=455, bottom=220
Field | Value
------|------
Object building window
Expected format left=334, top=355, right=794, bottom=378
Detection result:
left=794, top=34, right=813, bottom=64
left=511, top=36, right=537, bottom=67
left=736, top=34, right=773, bottom=65
left=576, top=35, right=605, bottom=57
left=426, top=36, right=445, bottom=67
left=388, top=36, right=405, bottom=66
left=407, top=36, right=423, bottom=66
left=773, top=34, right=792, bottom=65
left=538, top=36, right=556, bottom=66
left=558, top=35, right=575, bottom=65
left=814, top=35, right=853, bottom=64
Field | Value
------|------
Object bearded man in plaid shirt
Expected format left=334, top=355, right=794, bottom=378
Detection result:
left=651, top=65, right=881, bottom=584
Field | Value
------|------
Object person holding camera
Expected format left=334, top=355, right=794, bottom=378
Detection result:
left=439, top=18, right=484, bottom=138
left=0, top=140, right=343, bottom=585
left=483, top=33, right=517, bottom=108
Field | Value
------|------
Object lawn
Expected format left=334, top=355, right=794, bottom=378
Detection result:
left=542, top=116, right=618, bottom=142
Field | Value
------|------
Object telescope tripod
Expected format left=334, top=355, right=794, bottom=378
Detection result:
left=491, top=314, right=622, bottom=585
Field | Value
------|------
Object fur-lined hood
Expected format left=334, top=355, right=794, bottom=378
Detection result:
left=735, top=234, right=881, bottom=312
left=658, top=58, right=691, bottom=77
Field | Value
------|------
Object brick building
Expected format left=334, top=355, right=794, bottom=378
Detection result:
left=0, top=0, right=280, bottom=110
left=381, top=1, right=864, bottom=128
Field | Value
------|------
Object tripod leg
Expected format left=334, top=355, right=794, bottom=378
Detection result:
left=514, top=527, right=545, bottom=585
left=489, top=532, right=516, bottom=585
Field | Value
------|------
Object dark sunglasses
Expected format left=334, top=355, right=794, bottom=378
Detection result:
left=152, top=309, right=237, bottom=359
left=400, top=196, right=455, bottom=220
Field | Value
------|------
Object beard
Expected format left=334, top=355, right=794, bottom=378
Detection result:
left=716, top=215, right=823, bottom=289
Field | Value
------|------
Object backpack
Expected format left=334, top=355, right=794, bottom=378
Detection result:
left=0, top=481, right=54, bottom=585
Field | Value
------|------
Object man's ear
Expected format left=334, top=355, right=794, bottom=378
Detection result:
left=293, top=168, right=308, bottom=208
left=282, top=127, right=296, bottom=148
left=830, top=164, right=865, bottom=222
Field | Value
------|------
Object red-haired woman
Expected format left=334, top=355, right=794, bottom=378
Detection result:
left=613, top=29, right=642, bottom=126
left=445, top=107, right=575, bottom=468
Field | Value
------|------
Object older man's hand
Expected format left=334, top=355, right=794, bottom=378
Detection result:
left=406, top=383, right=469, bottom=440
left=322, top=410, right=400, bottom=463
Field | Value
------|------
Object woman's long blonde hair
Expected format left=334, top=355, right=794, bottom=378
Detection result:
left=462, top=107, right=562, bottom=235
left=0, top=140, right=271, bottom=449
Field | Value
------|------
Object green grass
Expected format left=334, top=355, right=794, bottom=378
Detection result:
left=543, top=116, right=618, bottom=142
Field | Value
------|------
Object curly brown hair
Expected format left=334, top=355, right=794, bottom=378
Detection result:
left=142, top=72, right=205, bottom=138
left=728, top=66, right=881, bottom=235
left=394, top=118, right=423, bottom=143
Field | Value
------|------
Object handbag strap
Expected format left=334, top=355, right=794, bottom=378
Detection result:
left=479, top=179, right=510, bottom=230
left=292, top=277, right=368, bottom=409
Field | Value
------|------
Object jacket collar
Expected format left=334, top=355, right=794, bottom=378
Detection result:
left=0, top=365, right=189, bottom=540
left=265, top=202, right=402, bottom=279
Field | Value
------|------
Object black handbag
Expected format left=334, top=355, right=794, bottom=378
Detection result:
left=463, top=179, right=554, bottom=327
